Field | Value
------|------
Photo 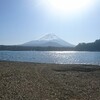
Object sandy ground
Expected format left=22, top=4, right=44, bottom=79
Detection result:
left=0, top=61, right=100, bottom=100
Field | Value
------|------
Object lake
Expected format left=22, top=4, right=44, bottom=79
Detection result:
left=0, top=51, right=100, bottom=65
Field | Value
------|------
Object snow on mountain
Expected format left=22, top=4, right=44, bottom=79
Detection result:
left=22, top=33, right=75, bottom=47
left=39, top=34, right=59, bottom=41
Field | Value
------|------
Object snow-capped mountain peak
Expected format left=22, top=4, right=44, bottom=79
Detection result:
left=22, top=33, right=75, bottom=47
left=39, top=33, right=59, bottom=41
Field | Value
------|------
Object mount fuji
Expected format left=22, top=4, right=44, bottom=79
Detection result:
left=22, top=34, right=75, bottom=47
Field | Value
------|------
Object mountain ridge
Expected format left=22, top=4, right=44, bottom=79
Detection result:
left=22, top=33, right=75, bottom=47
left=75, top=39, right=100, bottom=51
left=0, top=38, right=100, bottom=51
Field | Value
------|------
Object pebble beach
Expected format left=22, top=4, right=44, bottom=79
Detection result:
left=0, top=61, right=100, bottom=100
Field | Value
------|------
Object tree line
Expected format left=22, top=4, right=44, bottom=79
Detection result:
left=0, top=45, right=74, bottom=51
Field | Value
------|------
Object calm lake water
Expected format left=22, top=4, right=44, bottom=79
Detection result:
left=0, top=51, right=100, bottom=65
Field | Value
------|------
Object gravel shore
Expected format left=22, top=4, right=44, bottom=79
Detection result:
left=0, top=61, right=100, bottom=100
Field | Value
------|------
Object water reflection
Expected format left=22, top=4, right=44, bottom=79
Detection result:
left=0, top=51, right=100, bottom=65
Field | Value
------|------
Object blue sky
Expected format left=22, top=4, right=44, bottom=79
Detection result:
left=0, top=0, right=100, bottom=45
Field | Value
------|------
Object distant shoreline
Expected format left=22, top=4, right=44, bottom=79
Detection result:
left=0, top=38, right=100, bottom=51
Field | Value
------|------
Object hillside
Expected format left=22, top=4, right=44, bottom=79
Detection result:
left=75, top=39, right=100, bottom=51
